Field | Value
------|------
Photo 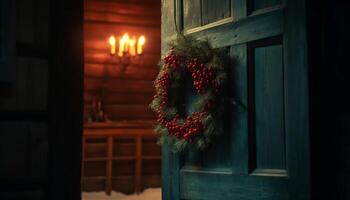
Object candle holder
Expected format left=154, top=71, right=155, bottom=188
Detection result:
left=108, top=34, right=145, bottom=72
left=109, top=52, right=144, bottom=72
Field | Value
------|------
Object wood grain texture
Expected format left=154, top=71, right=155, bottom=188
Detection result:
left=106, top=137, right=113, bottom=195
left=84, top=0, right=160, bottom=123
left=187, top=8, right=284, bottom=48
left=183, top=0, right=202, bottom=30
left=104, top=104, right=155, bottom=120
left=85, top=21, right=160, bottom=37
left=161, top=0, right=176, bottom=43
left=85, top=0, right=160, bottom=17
left=229, top=44, right=249, bottom=174
left=135, top=136, right=142, bottom=193
left=84, top=78, right=154, bottom=93
left=180, top=171, right=288, bottom=200
left=84, top=63, right=158, bottom=81
left=284, top=0, right=310, bottom=198
left=162, top=0, right=310, bottom=199
left=84, top=91, right=154, bottom=105
left=161, top=1, right=180, bottom=200
left=84, top=0, right=160, bottom=122
left=84, top=104, right=154, bottom=120
left=85, top=11, right=160, bottom=27
left=84, top=50, right=160, bottom=66
left=252, top=0, right=281, bottom=12
left=202, top=0, right=231, bottom=25
left=253, top=43, right=286, bottom=170
left=82, top=122, right=161, bottom=194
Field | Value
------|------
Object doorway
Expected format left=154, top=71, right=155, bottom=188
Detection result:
left=81, top=0, right=161, bottom=199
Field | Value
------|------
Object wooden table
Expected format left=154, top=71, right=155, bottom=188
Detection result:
left=82, top=121, right=161, bottom=195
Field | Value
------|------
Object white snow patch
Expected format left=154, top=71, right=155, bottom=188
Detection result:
left=82, top=188, right=161, bottom=200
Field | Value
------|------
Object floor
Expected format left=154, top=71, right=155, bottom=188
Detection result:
left=82, top=188, right=161, bottom=200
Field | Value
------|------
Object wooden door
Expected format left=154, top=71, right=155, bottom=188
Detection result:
left=161, top=0, right=309, bottom=199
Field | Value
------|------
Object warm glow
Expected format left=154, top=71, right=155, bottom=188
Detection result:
left=137, top=36, right=146, bottom=55
left=109, top=36, right=116, bottom=46
left=111, top=33, right=145, bottom=57
left=109, top=36, right=116, bottom=55
left=122, top=33, right=130, bottom=52
left=118, top=33, right=129, bottom=57
left=129, top=38, right=136, bottom=56
left=122, top=33, right=129, bottom=42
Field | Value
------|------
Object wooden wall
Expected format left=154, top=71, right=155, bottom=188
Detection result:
left=0, top=0, right=50, bottom=199
left=84, top=0, right=161, bottom=121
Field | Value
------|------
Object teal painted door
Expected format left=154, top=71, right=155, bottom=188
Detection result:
left=161, top=0, right=309, bottom=199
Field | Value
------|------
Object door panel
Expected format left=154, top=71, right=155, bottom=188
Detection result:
left=202, top=0, right=231, bottom=25
left=249, top=39, right=287, bottom=173
left=183, top=0, right=201, bottom=30
left=161, top=0, right=309, bottom=199
left=251, top=0, right=282, bottom=12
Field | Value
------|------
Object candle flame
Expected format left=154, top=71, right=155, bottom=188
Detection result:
left=109, top=36, right=116, bottom=46
left=129, top=37, right=136, bottom=56
left=109, top=35, right=116, bottom=55
left=118, top=33, right=130, bottom=57
left=138, top=36, right=145, bottom=45
left=122, top=33, right=130, bottom=53
left=137, top=36, right=146, bottom=55
left=110, top=33, right=145, bottom=57
left=122, top=33, right=129, bottom=42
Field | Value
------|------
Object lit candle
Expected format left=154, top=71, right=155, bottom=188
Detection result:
left=129, top=37, right=136, bottom=56
left=109, top=36, right=116, bottom=55
left=123, top=33, right=129, bottom=53
left=137, top=36, right=146, bottom=55
left=118, top=38, right=125, bottom=57
left=118, top=33, right=129, bottom=57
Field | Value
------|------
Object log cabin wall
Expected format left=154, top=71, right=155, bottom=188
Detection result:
left=0, top=0, right=50, bottom=199
left=84, top=0, right=161, bottom=121
left=82, top=0, right=161, bottom=194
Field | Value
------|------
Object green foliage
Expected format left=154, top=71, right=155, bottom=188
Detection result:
left=151, top=35, right=232, bottom=153
left=149, top=97, right=160, bottom=111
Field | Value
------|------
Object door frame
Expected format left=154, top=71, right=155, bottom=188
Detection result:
left=48, top=0, right=84, bottom=199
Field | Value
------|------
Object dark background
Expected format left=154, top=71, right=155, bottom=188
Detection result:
left=307, top=0, right=350, bottom=199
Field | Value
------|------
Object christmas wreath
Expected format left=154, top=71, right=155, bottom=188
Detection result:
left=150, top=36, right=229, bottom=153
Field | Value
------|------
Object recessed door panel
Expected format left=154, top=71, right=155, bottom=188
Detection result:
left=202, top=0, right=231, bottom=25
left=251, top=0, right=281, bottom=11
left=183, top=0, right=202, bottom=30
left=249, top=40, right=287, bottom=175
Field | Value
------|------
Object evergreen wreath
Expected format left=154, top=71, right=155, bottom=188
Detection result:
left=150, top=35, right=229, bottom=153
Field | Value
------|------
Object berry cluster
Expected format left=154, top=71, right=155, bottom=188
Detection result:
left=162, top=112, right=207, bottom=141
left=156, top=72, right=171, bottom=106
left=156, top=110, right=166, bottom=125
left=164, top=51, right=185, bottom=69
left=182, top=112, right=207, bottom=141
left=164, top=115, right=182, bottom=138
left=187, top=58, right=215, bottom=93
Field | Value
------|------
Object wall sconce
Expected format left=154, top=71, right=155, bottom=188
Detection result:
left=108, top=33, right=146, bottom=67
